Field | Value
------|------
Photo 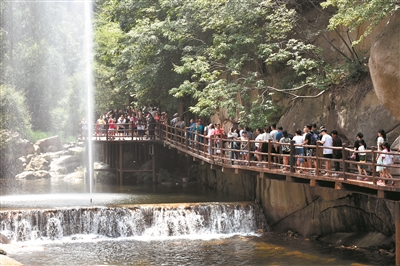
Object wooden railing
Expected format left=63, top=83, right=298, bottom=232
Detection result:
left=161, top=124, right=400, bottom=189
left=87, top=121, right=163, bottom=140
left=90, top=122, right=400, bottom=190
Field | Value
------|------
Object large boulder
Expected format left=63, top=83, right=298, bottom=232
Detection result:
left=25, top=156, right=50, bottom=171
left=16, top=170, right=51, bottom=180
left=35, top=136, right=63, bottom=153
left=0, top=131, right=35, bottom=178
left=50, top=154, right=84, bottom=175
left=369, top=10, right=400, bottom=122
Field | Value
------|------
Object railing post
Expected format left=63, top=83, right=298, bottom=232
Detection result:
left=131, top=121, right=134, bottom=140
left=267, top=139, right=272, bottom=169
left=166, top=124, right=169, bottom=142
left=342, top=143, right=347, bottom=180
left=210, top=135, right=214, bottom=163
left=290, top=140, right=295, bottom=173
left=220, top=138, right=224, bottom=162
left=185, top=129, right=189, bottom=150
left=247, top=139, right=251, bottom=166
left=371, top=146, right=376, bottom=184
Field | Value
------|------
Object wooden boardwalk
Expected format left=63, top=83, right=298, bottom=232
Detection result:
left=90, top=124, right=400, bottom=200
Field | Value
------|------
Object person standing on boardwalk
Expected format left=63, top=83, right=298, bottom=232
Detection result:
left=353, top=132, right=368, bottom=180
left=331, top=130, right=342, bottom=176
left=317, top=127, right=333, bottom=176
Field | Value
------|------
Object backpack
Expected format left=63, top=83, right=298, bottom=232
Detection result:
left=310, top=132, right=318, bottom=145
left=281, top=137, right=291, bottom=153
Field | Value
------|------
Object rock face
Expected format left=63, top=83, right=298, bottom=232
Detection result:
left=369, top=10, right=400, bottom=122
left=278, top=77, right=400, bottom=147
left=192, top=161, right=396, bottom=249
left=197, top=164, right=256, bottom=199
left=257, top=179, right=394, bottom=238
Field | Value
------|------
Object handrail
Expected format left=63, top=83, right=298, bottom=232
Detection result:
left=89, top=123, right=400, bottom=189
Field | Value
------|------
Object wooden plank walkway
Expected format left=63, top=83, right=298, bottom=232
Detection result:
left=89, top=124, right=400, bottom=200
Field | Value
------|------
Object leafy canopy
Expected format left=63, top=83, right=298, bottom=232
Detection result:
left=321, top=0, right=400, bottom=45
left=94, top=0, right=324, bottom=127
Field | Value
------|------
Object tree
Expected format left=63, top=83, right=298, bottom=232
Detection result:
left=321, top=0, right=399, bottom=45
left=1, top=1, right=91, bottom=134
left=168, top=0, right=321, bottom=127
left=0, top=85, right=31, bottom=137
left=94, top=0, right=323, bottom=127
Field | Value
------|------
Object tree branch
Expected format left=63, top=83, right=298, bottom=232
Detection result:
left=265, top=84, right=326, bottom=101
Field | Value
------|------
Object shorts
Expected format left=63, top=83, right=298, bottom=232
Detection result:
left=307, top=148, right=316, bottom=157
left=261, top=143, right=268, bottom=153
left=359, top=155, right=367, bottom=169
left=295, top=148, right=304, bottom=163
left=323, top=154, right=333, bottom=159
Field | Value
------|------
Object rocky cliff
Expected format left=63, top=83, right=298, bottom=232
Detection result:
left=278, top=76, right=400, bottom=147
left=193, top=163, right=396, bottom=249
left=369, top=9, right=400, bottom=123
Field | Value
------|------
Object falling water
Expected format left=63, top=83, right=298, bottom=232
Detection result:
left=0, top=203, right=266, bottom=242
left=83, top=0, right=94, bottom=203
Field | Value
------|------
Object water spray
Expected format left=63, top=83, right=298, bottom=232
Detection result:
left=83, top=0, right=94, bottom=204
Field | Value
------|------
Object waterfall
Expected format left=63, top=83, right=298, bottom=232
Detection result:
left=0, top=203, right=266, bottom=242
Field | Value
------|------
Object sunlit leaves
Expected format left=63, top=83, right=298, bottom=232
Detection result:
left=94, top=0, right=322, bottom=124
left=321, top=0, right=399, bottom=45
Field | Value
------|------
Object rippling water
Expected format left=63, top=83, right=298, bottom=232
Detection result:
left=0, top=179, right=395, bottom=265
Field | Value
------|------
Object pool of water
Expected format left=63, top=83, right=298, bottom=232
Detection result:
left=0, top=178, right=245, bottom=209
left=2, top=233, right=394, bottom=266
left=0, top=178, right=395, bottom=265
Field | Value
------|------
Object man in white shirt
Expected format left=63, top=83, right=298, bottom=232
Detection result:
left=317, top=127, right=333, bottom=176
left=254, top=128, right=264, bottom=163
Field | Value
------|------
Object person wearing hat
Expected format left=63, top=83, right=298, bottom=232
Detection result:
left=317, top=127, right=333, bottom=176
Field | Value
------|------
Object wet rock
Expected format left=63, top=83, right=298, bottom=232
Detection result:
left=25, top=156, right=50, bottom=171
left=0, top=233, right=11, bottom=244
left=35, top=135, right=63, bottom=153
left=66, top=147, right=85, bottom=156
left=33, top=144, right=41, bottom=154
left=16, top=171, right=36, bottom=179
left=45, top=145, right=59, bottom=153
left=50, top=155, right=82, bottom=174
left=16, top=170, right=51, bottom=180
left=64, top=171, right=84, bottom=181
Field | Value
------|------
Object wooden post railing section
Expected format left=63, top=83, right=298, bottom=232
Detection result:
left=90, top=122, right=400, bottom=192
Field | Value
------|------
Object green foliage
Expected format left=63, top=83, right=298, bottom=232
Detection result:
left=321, top=0, right=399, bottom=45
left=25, top=130, right=52, bottom=143
left=1, top=1, right=90, bottom=136
left=94, top=0, right=323, bottom=121
left=0, top=85, right=32, bottom=137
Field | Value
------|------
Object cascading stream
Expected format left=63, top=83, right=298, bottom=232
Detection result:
left=0, top=202, right=266, bottom=242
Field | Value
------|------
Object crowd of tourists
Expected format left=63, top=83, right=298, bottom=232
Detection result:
left=89, top=106, right=168, bottom=139
left=81, top=108, right=399, bottom=185
left=183, top=121, right=399, bottom=186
